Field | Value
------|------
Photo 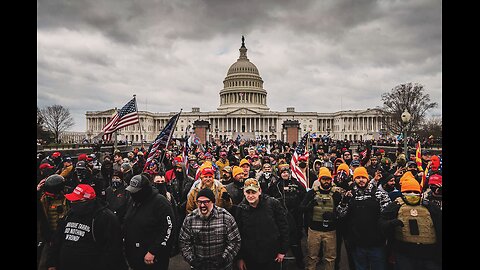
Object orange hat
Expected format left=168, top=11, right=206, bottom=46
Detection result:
left=399, top=171, right=415, bottom=186
left=318, top=167, right=332, bottom=179
left=401, top=176, right=421, bottom=193
left=337, top=163, right=350, bottom=175
left=353, top=167, right=369, bottom=179
left=232, top=166, right=244, bottom=177
left=240, top=158, right=250, bottom=167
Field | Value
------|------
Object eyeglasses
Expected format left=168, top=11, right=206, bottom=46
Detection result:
left=197, top=199, right=211, bottom=205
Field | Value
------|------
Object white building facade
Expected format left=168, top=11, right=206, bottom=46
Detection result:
left=86, top=38, right=389, bottom=144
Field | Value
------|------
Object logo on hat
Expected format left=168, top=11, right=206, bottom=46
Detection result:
left=244, top=178, right=260, bottom=192
left=65, top=184, right=96, bottom=201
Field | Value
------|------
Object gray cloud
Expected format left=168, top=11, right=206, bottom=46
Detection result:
left=37, top=0, right=442, bottom=131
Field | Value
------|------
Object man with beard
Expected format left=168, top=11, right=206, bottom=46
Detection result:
left=225, top=166, right=246, bottom=214
left=124, top=174, right=176, bottom=270
left=366, top=156, right=383, bottom=179
left=179, top=188, right=241, bottom=270
left=379, top=173, right=402, bottom=201
left=46, top=184, right=127, bottom=270
left=220, top=166, right=234, bottom=185
left=300, top=167, right=342, bottom=270
left=216, top=150, right=230, bottom=173
left=186, top=167, right=232, bottom=214
left=337, top=167, right=391, bottom=270
left=236, top=178, right=290, bottom=270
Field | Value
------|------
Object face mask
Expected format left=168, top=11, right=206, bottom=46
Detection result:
left=264, top=172, right=271, bottom=179
left=111, top=180, right=122, bottom=189
left=403, top=193, right=421, bottom=205
left=299, top=162, right=307, bottom=168
left=130, top=185, right=152, bottom=203
left=155, top=183, right=167, bottom=194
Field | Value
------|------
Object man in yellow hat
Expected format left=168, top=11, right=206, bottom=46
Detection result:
left=337, top=166, right=391, bottom=270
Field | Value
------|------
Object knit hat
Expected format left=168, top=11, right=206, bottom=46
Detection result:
left=337, top=163, right=350, bottom=175
left=197, top=188, right=216, bottom=203
left=239, top=158, right=250, bottom=167
left=353, top=167, right=369, bottom=179
left=318, top=167, right=332, bottom=179
left=232, top=166, right=244, bottom=177
left=112, top=170, right=123, bottom=180
left=379, top=173, right=394, bottom=186
left=401, top=176, right=421, bottom=193
left=399, top=171, right=415, bottom=186
left=278, top=164, right=290, bottom=173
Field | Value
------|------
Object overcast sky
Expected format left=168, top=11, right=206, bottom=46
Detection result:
left=37, top=0, right=442, bottom=132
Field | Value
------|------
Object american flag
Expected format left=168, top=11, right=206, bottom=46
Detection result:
left=290, top=132, right=310, bottom=189
left=143, top=112, right=181, bottom=170
left=102, top=97, right=139, bottom=142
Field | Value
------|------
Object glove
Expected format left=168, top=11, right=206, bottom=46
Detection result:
left=389, top=219, right=404, bottom=228
left=221, top=191, right=231, bottom=200
left=341, top=194, right=352, bottom=205
left=322, top=212, right=335, bottom=221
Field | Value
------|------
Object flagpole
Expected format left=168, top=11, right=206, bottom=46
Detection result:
left=306, top=132, right=310, bottom=189
left=133, top=94, right=144, bottom=149
left=113, top=107, right=118, bottom=151
left=159, top=109, right=183, bottom=166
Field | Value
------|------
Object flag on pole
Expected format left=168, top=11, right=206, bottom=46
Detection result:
left=144, top=112, right=181, bottom=170
left=415, top=141, right=424, bottom=172
left=101, top=97, right=139, bottom=142
left=290, top=132, right=310, bottom=189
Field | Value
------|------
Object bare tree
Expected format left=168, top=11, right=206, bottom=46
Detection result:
left=380, top=82, right=437, bottom=136
left=39, top=105, right=75, bottom=143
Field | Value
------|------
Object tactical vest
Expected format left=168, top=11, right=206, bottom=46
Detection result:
left=312, top=191, right=334, bottom=222
left=394, top=197, right=436, bottom=244
left=41, top=195, right=69, bottom=231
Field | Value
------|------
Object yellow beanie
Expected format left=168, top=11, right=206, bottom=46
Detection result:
left=318, top=167, right=332, bottom=179
left=337, top=163, right=350, bottom=175
left=239, top=158, right=250, bottom=167
left=232, top=166, right=244, bottom=177
left=401, top=176, right=421, bottom=193
left=353, top=166, right=369, bottom=179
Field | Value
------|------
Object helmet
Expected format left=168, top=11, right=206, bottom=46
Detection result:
left=44, top=174, right=65, bottom=194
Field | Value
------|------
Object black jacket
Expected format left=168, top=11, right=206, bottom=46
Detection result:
left=235, top=194, right=289, bottom=264
left=123, top=190, right=176, bottom=269
left=47, top=199, right=127, bottom=270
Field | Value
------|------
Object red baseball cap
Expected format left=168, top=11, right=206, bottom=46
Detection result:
left=298, top=155, right=308, bottom=161
left=201, top=168, right=215, bottom=176
left=65, top=184, right=96, bottom=201
left=39, top=163, right=54, bottom=170
left=52, top=152, right=61, bottom=158
left=78, top=153, right=88, bottom=161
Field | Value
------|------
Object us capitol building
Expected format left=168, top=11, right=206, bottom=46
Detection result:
left=85, top=37, right=388, bottom=145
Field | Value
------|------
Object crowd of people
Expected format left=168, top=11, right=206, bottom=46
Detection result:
left=36, top=137, right=442, bottom=270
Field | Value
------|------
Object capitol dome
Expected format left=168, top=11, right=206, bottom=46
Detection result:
left=218, top=36, right=269, bottom=111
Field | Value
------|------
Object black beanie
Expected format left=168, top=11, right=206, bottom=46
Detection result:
left=197, top=188, right=216, bottom=203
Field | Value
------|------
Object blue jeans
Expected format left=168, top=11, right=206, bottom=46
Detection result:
left=352, top=246, right=386, bottom=270
left=395, top=252, right=441, bottom=270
